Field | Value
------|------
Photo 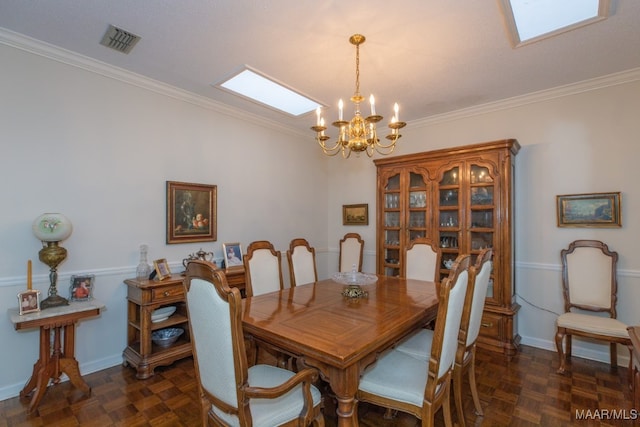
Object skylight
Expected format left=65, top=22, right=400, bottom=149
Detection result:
left=500, top=0, right=611, bottom=47
left=215, top=67, right=320, bottom=117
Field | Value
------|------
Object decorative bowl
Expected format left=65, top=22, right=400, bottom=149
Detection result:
left=151, top=327, right=183, bottom=347
left=331, top=272, right=378, bottom=286
left=151, top=306, right=176, bottom=323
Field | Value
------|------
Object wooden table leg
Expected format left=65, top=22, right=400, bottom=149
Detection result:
left=327, top=365, right=360, bottom=427
left=60, top=323, right=91, bottom=394
left=20, top=322, right=91, bottom=413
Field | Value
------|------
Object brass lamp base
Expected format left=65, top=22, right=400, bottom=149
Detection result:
left=41, top=294, right=69, bottom=309
left=38, top=242, right=69, bottom=309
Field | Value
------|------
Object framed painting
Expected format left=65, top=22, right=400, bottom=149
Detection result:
left=167, top=181, right=217, bottom=244
left=69, top=274, right=94, bottom=301
left=18, top=290, right=41, bottom=315
left=556, top=192, right=621, bottom=228
left=343, top=204, right=369, bottom=225
left=223, top=243, right=243, bottom=268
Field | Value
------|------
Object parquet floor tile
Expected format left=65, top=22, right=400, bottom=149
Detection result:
left=0, top=345, right=635, bottom=426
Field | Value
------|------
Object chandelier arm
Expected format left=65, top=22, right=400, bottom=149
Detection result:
left=373, top=135, right=401, bottom=150
left=316, top=136, right=343, bottom=156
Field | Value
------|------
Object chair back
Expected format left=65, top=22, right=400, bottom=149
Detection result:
left=427, top=254, right=471, bottom=393
left=405, top=237, right=439, bottom=281
left=466, top=248, right=493, bottom=346
left=244, top=240, right=284, bottom=297
left=561, top=240, right=618, bottom=315
left=184, top=260, right=249, bottom=424
left=287, top=238, right=318, bottom=287
left=339, top=232, right=364, bottom=272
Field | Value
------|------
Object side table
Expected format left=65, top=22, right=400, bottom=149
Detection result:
left=8, top=299, right=105, bottom=413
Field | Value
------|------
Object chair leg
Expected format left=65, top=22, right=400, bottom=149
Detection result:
left=555, top=328, right=567, bottom=374
left=467, top=352, right=483, bottom=416
left=453, top=362, right=466, bottom=427
left=628, top=345, right=635, bottom=391
left=610, top=342, right=618, bottom=368
left=442, top=384, right=454, bottom=427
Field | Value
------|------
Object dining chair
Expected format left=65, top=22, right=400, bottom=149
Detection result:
left=357, top=254, right=471, bottom=427
left=555, top=240, right=633, bottom=375
left=338, top=232, right=364, bottom=272
left=183, top=260, right=324, bottom=427
left=286, top=238, right=318, bottom=287
left=244, top=240, right=284, bottom=298
left=404, top=237, right=440, bottom=281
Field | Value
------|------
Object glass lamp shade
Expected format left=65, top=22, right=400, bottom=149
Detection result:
left=32, top=213, right=73, bottom=242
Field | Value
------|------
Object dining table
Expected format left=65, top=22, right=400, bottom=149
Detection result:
left=242, top=274, right=439, bottom=427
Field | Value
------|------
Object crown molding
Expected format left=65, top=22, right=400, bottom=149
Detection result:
left=412, top=67, right=640, bottom=128
left=0, top=27, right=305, bottom=138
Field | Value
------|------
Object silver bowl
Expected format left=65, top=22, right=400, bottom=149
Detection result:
left=151, top=327, right=183, bottom=347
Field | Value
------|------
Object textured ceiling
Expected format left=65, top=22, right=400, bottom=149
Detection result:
left=1, top=0, right=639, bottom=133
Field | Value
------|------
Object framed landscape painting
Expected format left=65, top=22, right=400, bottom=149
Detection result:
left=556, top=192, right=621, bottom=228
left=167, top=181, right=217, bottom=244
left=343, top=204, right=369, bottom=225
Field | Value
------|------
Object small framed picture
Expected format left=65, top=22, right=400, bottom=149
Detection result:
left=18, top=290, right=41, bottom=315
left=70, top=275, right=94, bottom=301
left=343, top=203, right=369, bottom=225
left=223, top=243, right=243, bottom=268
left=154, top=258, right=172, bottom=280
left=556, top=192, right=622, bottom=228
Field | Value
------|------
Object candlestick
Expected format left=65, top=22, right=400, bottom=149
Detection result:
left=338, top=99, right=344, bottom=121
left=316, top=106, right=321, bottom=126
left=394, top=103, right=399, bottom=122
left=27, top=259, right=32, bottom=290
left=370, top=94, right=376, bottom=116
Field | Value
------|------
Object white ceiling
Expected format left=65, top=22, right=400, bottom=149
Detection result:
left=1, top=0, right=639, bottom=134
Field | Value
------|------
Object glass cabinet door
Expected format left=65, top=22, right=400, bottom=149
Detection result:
left=380, top=170, right=429, bottom=277
left=437, top=167, right=460, bottom=281
left=469, top=163, right=496, bottom=299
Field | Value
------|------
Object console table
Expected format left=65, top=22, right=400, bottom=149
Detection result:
left=8, top=299, right=105, bottom=413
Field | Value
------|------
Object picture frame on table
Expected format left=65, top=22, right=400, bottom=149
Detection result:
left=18, top=289, right=41, bottom=315
left=223, top=243, right=243, bottom=268
left=343, top=204, right=369, bottom=226
left=153, top=258, right=172, bottom=280
left=556, top=192, right=621, bottom=228
left=70, top=274, right=95, bottom=301
left=166, top=181, right=217, bottom=244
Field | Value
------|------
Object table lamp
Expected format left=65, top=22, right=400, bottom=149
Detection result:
left=32, top=213, right=73, bottom=309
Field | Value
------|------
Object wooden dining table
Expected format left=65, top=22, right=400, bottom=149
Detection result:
left=242, top=275, right=439, bottom=427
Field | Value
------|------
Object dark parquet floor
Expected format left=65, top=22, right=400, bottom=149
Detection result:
left=0, top=345, right=635, bottom=426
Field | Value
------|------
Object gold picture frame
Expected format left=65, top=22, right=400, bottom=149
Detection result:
left=167, top=181, right=217, bottom=244
left=18, top=289, right=41, bottom=315
left=556, top=192, right=621, bottom=228
left=153, top=258, right=172, bottom=280
left=343, top=203, right=369, bottom=226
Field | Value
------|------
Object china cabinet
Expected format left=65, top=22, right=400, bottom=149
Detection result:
left=375, top=139, right=520, bottom=356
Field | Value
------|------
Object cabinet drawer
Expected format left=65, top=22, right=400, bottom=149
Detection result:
left=152, top=285, right=184, bottom=302
left=478, top=312, right=502, bottom=340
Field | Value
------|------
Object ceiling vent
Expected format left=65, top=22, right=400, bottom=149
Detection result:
left=100, top=25, right=140, bottom=54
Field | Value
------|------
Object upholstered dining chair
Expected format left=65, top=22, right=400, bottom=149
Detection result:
left=404, top=237, right=440, bottom=281
left=357, top=254, right=471, bottom=427
left=244, top=240, right=284, bottom=298
left=338, top=232, right=364, bottom=272
left=183, top=260, right=324, bottom=427
left=555, top=240, right=633, bottom=375
left=286, top=238, right=318, bottom=287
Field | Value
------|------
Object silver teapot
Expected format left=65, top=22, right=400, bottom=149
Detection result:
left=183, top=248, right=215, bottom=268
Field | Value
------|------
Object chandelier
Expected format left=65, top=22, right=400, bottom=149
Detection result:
left=312, top=34, right=406, bottom=158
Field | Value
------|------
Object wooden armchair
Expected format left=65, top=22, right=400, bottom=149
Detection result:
left=555, top=240, right=632, bottom=375
left=244, top=240, right=284, bottom=297
left=183, top=260, right=324, bottom=426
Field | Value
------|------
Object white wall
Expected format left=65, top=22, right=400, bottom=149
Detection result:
left=0, top=40, right=330, bottom=399
left=327, top=72, right=640, bottom=366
